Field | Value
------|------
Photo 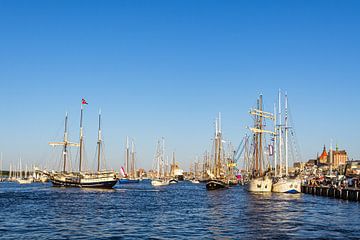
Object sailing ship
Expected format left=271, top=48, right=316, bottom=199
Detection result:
left=206, top=113, right=229, bottom=190
left=272, top=91, right=301, bottom=193
left=151, top=138, right=170, bottom=186
left=0, top=152, right=3, bottom=182
left=119, top=137, right=140, bottom=184
left=169, top=152, right=182, bottom=183
left=16, top=158, right=33, bottom=184
left=46, top=101, right=118, bottom=188
left=189, top=159, right=200, bottom=184
left=247, top=95, right=273, bottom=192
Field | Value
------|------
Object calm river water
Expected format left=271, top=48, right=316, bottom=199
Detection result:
left=0, top=181, right=359, bottom=239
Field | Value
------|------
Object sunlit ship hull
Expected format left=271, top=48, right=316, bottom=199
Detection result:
left=247, top=177, right=272, bottom=192
left=49, top=171, right=118, bottom=189
left=190, top=179, right=200, bottom=184
left=151, top=179, right=169, bottom=186
left=16, top=178, right=33, bottom=184
left=272, top=178, right=301, bottom=194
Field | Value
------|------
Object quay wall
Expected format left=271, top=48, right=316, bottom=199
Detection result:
left=301, top=185, right=360, bottom=202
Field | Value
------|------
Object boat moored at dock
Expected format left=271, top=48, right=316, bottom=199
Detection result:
left=272, top=177, right=301, bottom=193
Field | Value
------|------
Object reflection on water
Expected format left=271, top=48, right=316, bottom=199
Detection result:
left=0, top=181, right=359, bottom=239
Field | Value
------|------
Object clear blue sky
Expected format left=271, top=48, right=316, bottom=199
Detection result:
left=0, top=0, right=359, bottom=171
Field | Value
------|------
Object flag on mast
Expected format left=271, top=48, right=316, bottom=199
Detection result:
left=82, top=98, right=88, bottom=105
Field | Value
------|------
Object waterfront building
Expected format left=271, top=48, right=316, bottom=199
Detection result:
left=315, top=145, right=347, bottom=169
left=330, top=145, right=347, bottom=168
left=318, top=146, right=328, bottom=165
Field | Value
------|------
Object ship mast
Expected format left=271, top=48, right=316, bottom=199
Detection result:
left=125, top=136, right=129, bottom=176
left=273, top=103, right=277, bottom=177
left=172, top=151, right=175, bottom=177
left=162, top=137, right=165, bottom=178
left=131, top=139, right=135, bottom=178
left=49, top=113, right=79, bottom=173
left=0, top=152, right=2, bottom=180
left=249, top=94, right=275, bottom=177
left=330, top=139, right=333, bottom=175
left=63, top=114, right=68, bottom=172
left=214, top=113, right=222, bottom=179
left=157, top=140, right=160, bottom=179
left=285, top=92, right=289, bottom=176
left=97, top=110, right=102, bottom=172
left=254, top=98, right=260, bottom=177
left=79, top=104, right=84, bottom=172
left=278, top=90, right=283, bottom=177
left=218, top=112, right=222, bottom=179
left=259, top=95, right=263, bottom=176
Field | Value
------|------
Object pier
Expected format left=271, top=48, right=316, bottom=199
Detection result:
left=302, top=185, right=360, bottom=202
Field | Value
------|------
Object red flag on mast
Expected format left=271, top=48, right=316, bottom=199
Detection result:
left=81, top=98, right=88, bottom=105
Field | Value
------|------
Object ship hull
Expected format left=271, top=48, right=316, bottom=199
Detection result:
left=16, top=179, right=33, bottom=184
left=51, top=178, right=118, bottom=188
left=168, top=179, right=178, bottom=184
left=49, top=171, right=118, bottom=189
left=190, top=179, right=200, bottom=184
left=118, top=179, right=140, bottom=184
left=206, top=180, right=228, bottom=190
left=272, top=178, right=301, bottom=193
left=247, top=177, right=272, bottom=192
left=151, top=179, right=169, bottom=186
left=175, top=175, right=184, bottom=181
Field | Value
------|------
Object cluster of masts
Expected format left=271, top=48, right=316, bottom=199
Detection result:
left=49, top=104, right=107, bottom=173
left=186, top=90, right=299, bottom=186
left=246, top=90, right=296, bottom=178
left=0, top=92, right=299, bottom=188
left=124, top=136, right=136, bottom=179
left=151, top=138, right=179, bottom=179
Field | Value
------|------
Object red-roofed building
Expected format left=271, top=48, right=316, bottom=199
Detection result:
left=316, top=144, right=348, bottom=169
left=318, top=145, right=328, bottom=164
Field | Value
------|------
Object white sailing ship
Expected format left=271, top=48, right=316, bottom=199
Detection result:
left=272, top=91, right=301, bottom=193
left=151, top=138, right=169, bottom=186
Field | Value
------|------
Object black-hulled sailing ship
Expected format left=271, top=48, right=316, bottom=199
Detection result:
left=46, top=100, right=118, bottom=188
left=206, top=113, right=229, bottom=190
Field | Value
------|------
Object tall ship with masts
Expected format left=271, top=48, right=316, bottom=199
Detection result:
left=46, top=99, right=118, bottom=188
left=151, top=138, right=170, bottom=186
left=206, top=113, right=230, bottom=190
left=119, top=137, right=140, bottom=184
left=272, top=90, right=301, bottom=193
left=247, top=95, right=273, bottom=192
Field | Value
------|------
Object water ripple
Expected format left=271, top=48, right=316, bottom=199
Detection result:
left=1, top=181, right=360, bottom=239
